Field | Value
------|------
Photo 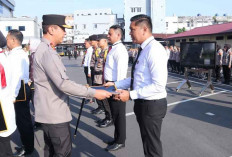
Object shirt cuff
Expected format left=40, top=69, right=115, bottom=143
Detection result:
left=87, top=88, right=96, bottom=98
left=129, top=90, right=138, bottom=100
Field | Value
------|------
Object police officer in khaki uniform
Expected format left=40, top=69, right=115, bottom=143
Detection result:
left=33, top=14, right=112, bottom=157
left=89, top=35, right=104, bottom=114
left=94, top=34, right=113, bottom=128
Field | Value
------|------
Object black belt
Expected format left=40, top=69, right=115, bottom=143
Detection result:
left=134, top=98, right=165, bottom=103
left=94, top=71, right=103, bottom=75
left=105, top=80, right=114, bottom=83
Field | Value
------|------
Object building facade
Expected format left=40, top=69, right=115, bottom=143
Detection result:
left=0, top=0, right=14, bottom=17
left=73, top=8, right=117, bottom=43
left=124, top=0, right=166, bottom=42
left=0, top=16, right=41, bottom=44
left=63, top=14, right=74, bottom=44
left=166, top=22, right=232, bottom=48
left=165, top=15, right=232, bottom=34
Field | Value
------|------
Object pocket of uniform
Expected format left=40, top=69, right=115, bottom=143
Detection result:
left=146, top=100, right=167, bottom=119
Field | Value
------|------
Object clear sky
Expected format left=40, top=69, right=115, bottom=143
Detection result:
left=14, top=0, right=232, bottom=20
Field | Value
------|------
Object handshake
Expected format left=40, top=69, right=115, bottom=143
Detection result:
left=93, top=82, right=130, bottom=102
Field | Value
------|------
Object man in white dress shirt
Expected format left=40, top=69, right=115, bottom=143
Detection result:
left=6, top=29, right=34, bottom=156
left=104, top=25, right=129, bottom=151
left=0, top=31, right=17, bottom=157
left=105, top=15, right=168, bottom=157
left=83, top=38, right=93, bottom=86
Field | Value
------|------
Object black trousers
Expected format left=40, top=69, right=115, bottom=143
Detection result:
left=134, top=98, right=167, bottom=157
left=0, top=136, right=12, bottom=157
left=215, top=65, right=221, bottom=80
left=222, top=65, right=231, bottom=83
left=84, top=67, right=92, bottom=86
left=94, top=83, right=112, bottom=119
left=90, top=67, right=95, bottom=85
left=41, top=122, right=72, bottom=157
left=108, top=97, right=126, bottom=144
left=176, top=62, right=181, bottom=73
left=14, top=84, right=34, bottom=153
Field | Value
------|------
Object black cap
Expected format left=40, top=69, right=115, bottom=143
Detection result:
left=96, top=34, right=108, bottom=41
left=89, top=35, right=98, bottom=41
left=42, top=14, right=72, bottom=29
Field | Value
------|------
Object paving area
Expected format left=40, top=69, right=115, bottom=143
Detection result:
left=10, top=56, right=232, bottom=157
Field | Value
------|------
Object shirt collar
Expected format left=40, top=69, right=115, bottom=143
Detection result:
left=42, top=38, right=51, bottom=46
left=140, top=36, right=154, bottom=50
left=112, top=40, right=122, bottom=46
left=9, top=46, right=22, bottom=55
left=11, top=46, right=22, bottom=51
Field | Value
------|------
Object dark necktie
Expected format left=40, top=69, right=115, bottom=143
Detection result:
left=108, top=46, right=112, bottom=53
left=130, top=47, right=142, bottom=90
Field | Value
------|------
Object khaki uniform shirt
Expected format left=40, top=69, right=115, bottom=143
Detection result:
left=33, top=38, right=95, bottom=124
left=94, top=49, right=108, bottom=84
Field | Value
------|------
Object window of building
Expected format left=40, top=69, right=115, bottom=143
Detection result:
left=131, top=8, right=135, bottom=12
left=187, top=22, right=190, bottom=27
left=19, top=26, right=25, bottom=31
left=100, top=13, right=102, bottom=15
left=6, top=26, right=12, bottom=31
left=216, top=36, right=224, bottom=40
left=182, top=39, right=186, bottom=42
left=75, top=24, right=77, bottom=29
left=176, top=39, right=180, bottom=42
left=94, top=24, right=97, bottom=29
left=83, top=24, right=86, bottom=29
left=166, top=22, right=168, bottom=27
left=77, top=14, right=79, bottom=16
left=88, top=13, right=91, bottom=15
left=189, top=38, right=195, bottom=42
left=227, top=35, right=232, bottom=40
left=131, top=7, right=141, bottom=13
left=95, top=13, right=97, bottom=15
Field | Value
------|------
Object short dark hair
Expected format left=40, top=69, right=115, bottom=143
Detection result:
left=42, top=25, right=50, bottom=34
left=8, top=29, right=23, bottom=45
left=109, top=25, right=124, bottom=40
left=42, top=25, right=60, bottom=34
left=130, top=14, right=152, bottom=32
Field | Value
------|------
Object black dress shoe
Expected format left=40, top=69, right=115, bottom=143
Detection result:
left=98, top=119, right=113, bottom=128
left=103, top=140, right=115, bottom=145
left=105, top=143, right=125, bottom=151
left=95, top=118, right=104, bottom=124
left=13, top=147, right=25, bottom=156
left=92, top=108, right=105, bottom=115
left=13, top=146, right=34, bottom=157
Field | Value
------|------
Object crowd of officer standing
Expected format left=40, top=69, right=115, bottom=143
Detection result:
left=0, top=13, right=169, bottom=157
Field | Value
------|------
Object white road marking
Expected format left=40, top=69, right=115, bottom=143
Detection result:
left=168, top=75, right=232, bottom=93
left=205, top=112, right=215, bottom=116
left=166, top=81, right=182, bottom=85
left=126, top=90, right=227, bottom=117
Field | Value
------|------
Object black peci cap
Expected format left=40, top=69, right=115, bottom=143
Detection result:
left=42, top=14, right=72, bottom=29
left=89, top=35, right=98, bottom=41
left=96, top=34, right=108, bottom=41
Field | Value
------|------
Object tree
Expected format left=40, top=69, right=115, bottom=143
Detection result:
left=175, top=27, right=186, bottom=34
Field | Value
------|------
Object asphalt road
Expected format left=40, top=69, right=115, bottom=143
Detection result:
left=11, top=56, right=232, bottom=157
